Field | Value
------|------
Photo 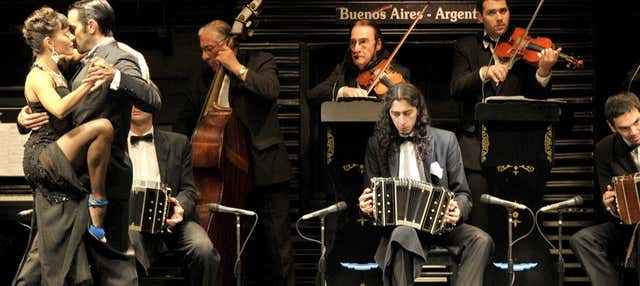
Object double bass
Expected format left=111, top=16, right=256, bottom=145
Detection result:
left=191, top=1, right=262, bottom=285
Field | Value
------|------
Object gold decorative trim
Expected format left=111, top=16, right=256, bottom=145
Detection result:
left=545, top=125, right=553, bottom=163
left=481, top=124, right=489, bottom=163
left=326, top=127, right=334, bottom=164
left=496, top=164, right=535, bottom=175
left=512, top=210, right=522, bottom=228
left=343, top=163, right=365, bottom=174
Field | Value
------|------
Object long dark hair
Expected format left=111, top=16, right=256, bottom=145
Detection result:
left=374, top=83, right=431, bottom=165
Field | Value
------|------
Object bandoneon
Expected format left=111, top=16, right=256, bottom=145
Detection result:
left=129, top=180, right=172, bottom=234
left=612, top=173, right=640, bottom=225
left=370, top=177, right=454, bottom=234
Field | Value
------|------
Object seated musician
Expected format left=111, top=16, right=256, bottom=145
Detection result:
left=128, top=104, right=220, bottom=286
left=306, top=20, right=410, bottom=104
left=570, top=92, right=640, bottom=285
left=358, top=83, right=493, bottom=285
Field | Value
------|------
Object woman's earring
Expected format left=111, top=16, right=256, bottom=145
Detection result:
left=51, top=46, right=59, bottom=64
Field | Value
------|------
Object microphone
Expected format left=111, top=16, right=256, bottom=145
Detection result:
left=208, top=203, right=256, bottom=216
left=480, top=194, right=527, bottom=210
left=539, top=195, right=584, bottom=213
left=301, top=201, right=347, bottom=220
left=17, top=209, right=33, bottom=217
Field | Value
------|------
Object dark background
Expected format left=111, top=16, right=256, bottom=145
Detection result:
left=1, top=1, right=639, bottom=285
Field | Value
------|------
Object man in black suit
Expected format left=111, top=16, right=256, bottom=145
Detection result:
left=67, top=1, right=161, bottom=284
left=306, top=19, right=410, bottom=104
left=570, top=92, right=640, bottom=286
left=128, top=106, right=220, bottom=286
left=449, top=0, right=559, bottom=229
left=358, top=83, right=493, bottom=286
left=173, top=20, right=294, bottom=285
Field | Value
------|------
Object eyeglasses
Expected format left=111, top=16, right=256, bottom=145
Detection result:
left=201, top=39, right=226, bottom=54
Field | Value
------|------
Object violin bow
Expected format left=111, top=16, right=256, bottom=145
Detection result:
left=365, top=3, right=429, bottom=96
left=506, top=0, right=545, bottom=70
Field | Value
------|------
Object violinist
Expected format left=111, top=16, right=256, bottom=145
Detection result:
left=172, top=20, right=294, bottom=286
left=307, top=20, right=411, bottom=104
left=449, top=0, right=560, bottom=230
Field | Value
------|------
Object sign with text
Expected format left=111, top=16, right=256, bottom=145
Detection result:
left=336, top=2, right=478, bottom=24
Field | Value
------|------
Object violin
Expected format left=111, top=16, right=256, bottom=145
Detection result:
left=356, top=59, right=405, bottom=96
left=360, top=3, right=428, bottom=98
left=495, top=27, right=584, bottom=69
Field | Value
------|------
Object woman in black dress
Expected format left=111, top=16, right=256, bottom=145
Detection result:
left=16, top=6, right=112, bottom=285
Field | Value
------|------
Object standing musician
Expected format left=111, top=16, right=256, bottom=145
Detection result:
left=306, top=20, right=410, bottom=104
left=449, top=0, right=560, bottom=229
left=172, top=20, right=294, bottom=286
left=358, top=83, right=493, bottom=286
left=570, top=92, right=640, bottom=286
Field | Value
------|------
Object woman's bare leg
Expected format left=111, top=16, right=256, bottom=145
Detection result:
left=55, top=118, right=113, bottom=240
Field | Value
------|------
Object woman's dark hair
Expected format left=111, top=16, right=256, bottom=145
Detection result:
left=22, top=7, right=69, bottom=56
left=374, top=83, right=431, bottom=164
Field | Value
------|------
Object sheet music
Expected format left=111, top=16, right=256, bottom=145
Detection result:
left=0, top=123, right=28, bottom=176
left=484, top=95, right=565, bottom=103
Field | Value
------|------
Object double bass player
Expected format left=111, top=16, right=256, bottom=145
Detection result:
left=173, top=20, right=295, bottom=286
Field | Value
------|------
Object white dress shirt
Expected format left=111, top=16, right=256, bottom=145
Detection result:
left=128, top=127, right=161, bottom=183
left=218, top=75, right=231, bottom=108
left=398, top=141, right=424, bottom=181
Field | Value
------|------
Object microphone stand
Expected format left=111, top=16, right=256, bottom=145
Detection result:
left=235, top=214, right=242, bottom=286
left=557, top=210, right=565, bottom=286
left=318, top=216, right=327, bottom=286
left=507, top=207, right=514, bottom=286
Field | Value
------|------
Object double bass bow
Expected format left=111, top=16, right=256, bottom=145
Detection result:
left=190, top=1, right=262, bottom=285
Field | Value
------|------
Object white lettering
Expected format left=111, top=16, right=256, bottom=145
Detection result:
left=435, top=7, right=445, bottom=19
left=435, top=7, right=475, bottom=22
left=337, top=7, right=387, bottom=20
left=339, top=8, right=350, bottom=20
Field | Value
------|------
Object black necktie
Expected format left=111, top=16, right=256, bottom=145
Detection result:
left=130, top=133, right=153, bottom=145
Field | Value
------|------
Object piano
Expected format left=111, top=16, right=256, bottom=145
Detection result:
left=0, top=106, right=33, bottom=219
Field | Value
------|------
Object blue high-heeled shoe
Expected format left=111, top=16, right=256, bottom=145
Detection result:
left=88, top=194, right=108, bottom=243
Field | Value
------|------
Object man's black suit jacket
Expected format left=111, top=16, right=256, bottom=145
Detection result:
left=449, top=31, right=552, bottom=133
left=71, top=40, right=162, bottom=200
left=152, top=129, right=199, bottom=222
left=306, top=57, right=411, bottom=105
left=173, top=51, right=292, bottom=186
left=70, top=40, right=161, bottom=251
left=364, top=126, right=473, bottom=221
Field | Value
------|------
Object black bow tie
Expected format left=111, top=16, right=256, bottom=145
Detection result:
left=483, top=35, right=498, bottom=48
left=130, top=133, right=153, bottom=145
left=398, top=135, right=415, bottom=143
